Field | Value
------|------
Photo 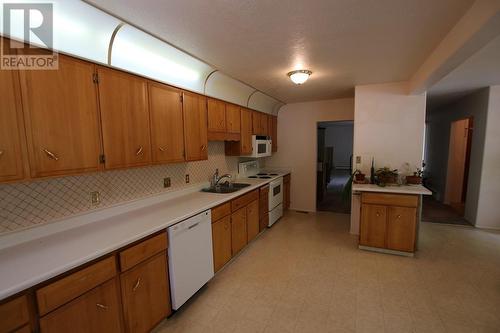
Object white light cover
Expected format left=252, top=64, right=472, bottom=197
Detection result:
left=0, top=0, right=120, bottom=64
left=248, top=91, right=282, bottom=115
left=111, top=25, right=214, bottom=93
left=289, top=71, right=310, bottom=84
left=205, top=71, right=255, bottom=107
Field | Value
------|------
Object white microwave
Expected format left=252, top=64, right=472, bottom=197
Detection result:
left=248, top=135, right=272, bottom=158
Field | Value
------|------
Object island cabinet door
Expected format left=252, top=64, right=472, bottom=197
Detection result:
left=120, top=252, right=170, bottom=333
left=360, top=204, right=387, bottom=248
left=39, top=279, right=122, bottom=333
left=386, top=206, right=417, bottom=252
left=212, top=215, right=232, bottom=272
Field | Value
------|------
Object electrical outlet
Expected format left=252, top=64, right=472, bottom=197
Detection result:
left=356, top=156, right=361, bottom=164
left=163, top=177, right=171, bottom=188
left=90, top=191, right=100, bottom=205
left=185, top=174, right=190, bottom=183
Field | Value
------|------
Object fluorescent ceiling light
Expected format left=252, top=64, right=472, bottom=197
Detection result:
left=287, top=70, right=312, bottom=85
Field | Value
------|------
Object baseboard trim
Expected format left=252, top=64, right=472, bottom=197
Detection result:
left=359, top=245, right=414, bottom=257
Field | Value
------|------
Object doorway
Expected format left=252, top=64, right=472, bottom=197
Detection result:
left=316, top=121, right=353, bottom=213
left=422, top=117, right=473, bottom=225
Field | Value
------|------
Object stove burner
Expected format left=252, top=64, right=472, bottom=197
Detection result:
left=269, top=173, right=278, bottom=176
left=259, top=176, right=272, bottom=179
left=248, top=176, right=258, bottom=178
left=256, top=173, right=268, bottom=176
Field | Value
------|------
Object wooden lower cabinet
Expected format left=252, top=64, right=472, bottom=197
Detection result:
left=386, top=206, right=417, bottom=252
left=246, top=200, right=259, bottom=242
left=359, top=193, right=418, bottom=253
left=231, top=207, right=248, bottom=255
left=0, top=295, right=30, bottom=333
left=120, top=252, right=170, bottom=333
left=360, top=204, right=387, bottom=248
left=39, top=279, right=122, bottom=333
left=283, top=174, right=291, bottom=210
left=212, top=215, right=232, bottom=272
left=259, top=213, right=269, bottom=232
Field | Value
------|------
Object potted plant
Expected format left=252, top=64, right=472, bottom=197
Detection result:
left=406, top=168, right=423, bottom=185
left=375, top=167, right=398, bottom=186
left=354, top=169, right=366, bottom=182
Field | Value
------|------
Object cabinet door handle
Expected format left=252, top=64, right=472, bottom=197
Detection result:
left=376, top=213, right=380, bottom=217
left=96, top=303, right=108, bottom=310
left=133, top=277, right=141, bottom=292
left=43, top=148, right=59, bottom=161
left=135, top=146, right=144, bottom=156
left=224, top=223, right=229, bottom=230
left=159, top=146, right=167, bottom=152
left=201, top=145, right=206, bottom=151
left=396, top=215, right=402, bottom=219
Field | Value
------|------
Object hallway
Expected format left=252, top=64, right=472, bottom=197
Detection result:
left=317, top=169, right=351, bottom=214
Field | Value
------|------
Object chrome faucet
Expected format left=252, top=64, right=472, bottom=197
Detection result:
left=212, top=168, right=232, bottom=187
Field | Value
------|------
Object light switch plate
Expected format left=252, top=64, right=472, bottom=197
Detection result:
left=163, top=177, right=171, bottom=188
left=90, top=191, right=100, bottom=205
left=356, top=156, right=361, bottom=164
left=185, top=174, right=190, bottom=183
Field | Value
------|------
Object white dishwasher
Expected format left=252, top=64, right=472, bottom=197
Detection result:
left=167, top=210, right=214, bottom=310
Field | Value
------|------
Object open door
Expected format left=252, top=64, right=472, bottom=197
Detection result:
left=444, top=118, right=473, bottom=214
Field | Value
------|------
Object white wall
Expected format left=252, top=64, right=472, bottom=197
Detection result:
left=425, top=89, right=489, bottom=224
left=351, top=82, right=427, bottom=234
left=324, top=123, right=354, bottom=169
left=476, top=85, right=500, bottom=229
left=266, top=98, right=354, bottom=212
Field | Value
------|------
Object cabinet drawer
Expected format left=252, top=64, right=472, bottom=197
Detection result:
left=361, top=193, right=418, bottom=207
left=37, top=256, right=116, bottom=316
left=120, top=233, right=167, bottom=272
left=39, top=279, right=122, bottom=333
left=231, top=190, right=259, bottom=212
left=211, top=202, right=231, bottom=222
left=0, top=295, right=30, bottom=333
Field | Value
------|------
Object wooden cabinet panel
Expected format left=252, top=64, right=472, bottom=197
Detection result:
left=259, top=213, right=269, bottom=232
left=207, top=98, right=226, bottom=133
left=212, top=215, right=232, bottom=272
left=387, top=206, right=417, bottom=252
left=360, top=204, right=387, bottom=248
left=225, top=104, right=241, bottom=134
left=246, top=200, right=259, bottom=242
left=119, top=233, right=167, bottom=272
left=231, top=190, right=259, bottom=212
left=260, top=113, right=269, bottom=136
left=240, top=108, right=253, bottom=154
left=270, top=116, right=278, bottom=152
left=231, top=207, right=247, bottom=255
left=0, top=295, right=30, bottom=333
left=211, top=202, right=231, bottom=222
left=183, top=92, right=208, bottom=161
left=40, top=279, right=122, bottom=333
left=14, top=325, right=30, bottom=333
left=259, top=185, right=269, bottom=219
left=120, top=252, right=170, bottom=333
left=19, top=55, right=101, bottom=177
left=148, top=83, right=185, bottom=164
left=36, top=257, right=116, bottom=316
left=361, top=193, right=418, bottom=208
left=252, top=111, right=261, bottom=135
left=0, top=62, right=26, bottom=182
left=97, top=67, right=151, bottom=169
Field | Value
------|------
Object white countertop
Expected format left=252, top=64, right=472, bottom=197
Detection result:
left=0, top=173, right=289, bottom=300
left=352, top=183, right=432, bottom=195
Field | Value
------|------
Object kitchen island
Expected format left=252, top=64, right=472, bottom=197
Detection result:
left=351, top=184, right=432, bottom=256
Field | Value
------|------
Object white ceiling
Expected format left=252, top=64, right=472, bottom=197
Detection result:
left=428, top=34, right=500, bottom=108
left=86, top=0, right=473, bottom=103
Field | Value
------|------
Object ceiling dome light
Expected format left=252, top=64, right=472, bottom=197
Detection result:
left=287, top=70, right=312, bottom=85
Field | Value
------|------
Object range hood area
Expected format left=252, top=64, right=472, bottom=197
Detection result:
left=0, top=0, right=284, bottom=115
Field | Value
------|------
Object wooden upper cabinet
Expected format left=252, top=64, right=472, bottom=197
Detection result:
left=97, top=67, right=151, bottom=169
left=183, top=91, right=208, bottom=161
left=260, top=113, right=269, bottom=136
left=19, top=55, right=101, bottom=177
left=0, top=63, right=26, bottom=182
left=270, top=116, right=278, bottom=152
left=252, top=111, right=261, bottom=135
left=148, top=83, right=185, bottom=164
left=225, top=104, right=241, bottom=134
left=240, top=108, right=253, bottom=154
left=207, top=98, right=226, bottom=133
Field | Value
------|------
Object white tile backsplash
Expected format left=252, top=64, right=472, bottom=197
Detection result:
left=0, top=142, right=238, bottom=234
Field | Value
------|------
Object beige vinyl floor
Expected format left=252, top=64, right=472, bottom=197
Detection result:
left=153, top=211, right=500, bottom=333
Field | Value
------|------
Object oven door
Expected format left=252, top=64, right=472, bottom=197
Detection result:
left=268, top=177, right=284, bottom=210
